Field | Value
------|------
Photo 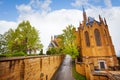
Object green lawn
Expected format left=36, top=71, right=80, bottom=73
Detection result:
left=72, top=64, right=86, bottom=80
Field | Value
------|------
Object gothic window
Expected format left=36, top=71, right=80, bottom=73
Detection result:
left=94, top=29, right=102, bottom=46
left=84, top=31, right=90, bottom=47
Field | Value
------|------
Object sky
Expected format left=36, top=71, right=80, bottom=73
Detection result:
left=0, top=0, right=120, bottom=56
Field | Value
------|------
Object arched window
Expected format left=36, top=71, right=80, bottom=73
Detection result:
left=94, top=29, right=102, bottom=46
left=84, top=31, right=90, bottom=47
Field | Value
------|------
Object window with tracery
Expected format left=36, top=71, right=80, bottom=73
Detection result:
left=94, top=29, right=102, bottom=46
left=84, top=31, right=90, bottom=47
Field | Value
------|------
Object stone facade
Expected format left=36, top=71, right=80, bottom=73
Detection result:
left=0, top=55, right=64, bottom=80
left=75, top=8, right=119, bottom=80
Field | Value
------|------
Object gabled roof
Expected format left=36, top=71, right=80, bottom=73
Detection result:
left=48, top=42, right=54, bottom=47
left=48, top=40, right=59, bottom=48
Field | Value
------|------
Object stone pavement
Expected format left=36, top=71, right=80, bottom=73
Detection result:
left=51, top=55, right=75, bottom=80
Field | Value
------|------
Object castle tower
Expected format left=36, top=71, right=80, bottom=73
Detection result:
left=77, top=9, right=118, bottom=70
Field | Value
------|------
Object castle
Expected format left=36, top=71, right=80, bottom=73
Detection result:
left=75, top=8, right=120, bottom=80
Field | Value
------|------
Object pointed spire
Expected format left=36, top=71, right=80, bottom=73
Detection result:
left=82, top=6, right=87, bottom=22
left=88, top=17, right=90, bottom=24
left=104, top=18, right=107, bottom=25
left=51, top=36, right=53, bottom=41
left=99, top=15, right=103, bottom=22
left=82, top=5, right=85, bottom=13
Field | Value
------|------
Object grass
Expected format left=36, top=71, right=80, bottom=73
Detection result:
left=72, top=64, right=86, bottom=80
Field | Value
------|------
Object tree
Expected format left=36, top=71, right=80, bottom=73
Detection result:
left=4, top=28, right=19, bottom=53
left=59, top=25, right=79, bottom=59
left=0, top=34, right=7, bottom=54
left=5, top=21, right=43, bottom=54
left=46, top=47, right=59, bottom=55
left=39, top=49, right=43, bottom=55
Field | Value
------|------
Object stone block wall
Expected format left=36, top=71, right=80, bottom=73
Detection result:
left=0, top=55, right=64, bottom=80
left=76, top=63, right=109, bottom=80
left=76, top=63, right=85, bottom=76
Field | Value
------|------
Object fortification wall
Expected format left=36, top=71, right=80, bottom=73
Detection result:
left=0, top=55, right=64, bottom=80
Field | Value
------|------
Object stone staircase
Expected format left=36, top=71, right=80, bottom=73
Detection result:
left=107, top=71, right=120, bottom=80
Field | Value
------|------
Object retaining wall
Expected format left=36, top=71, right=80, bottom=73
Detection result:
left=0, top=55, right=64, bottom=80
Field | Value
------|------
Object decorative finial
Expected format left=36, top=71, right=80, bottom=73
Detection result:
left=104, top=18, right=107, bottom=25
left=99, top=14, right=103, bottom=22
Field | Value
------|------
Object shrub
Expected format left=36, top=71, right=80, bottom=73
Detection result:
left=46, top=50, right=51, bottom=55
left=39, top=49, right=43, bottom=55
left=12, top=51, right=27, bottom=57
left=0, top=53, right=12, bottom=57
left=27, top=54, right=38, bottom=56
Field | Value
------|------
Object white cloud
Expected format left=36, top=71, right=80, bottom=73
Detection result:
left=104, top=0, right=112, bottom=8
left=16, top=0, right=52, bottom=16
left=71, top=0, right=112, bottom=8
left=71, top=0, right=89, bottom=8
left=29, top=0, right=51, bottom=11
left=41, top=0, right=52, bottom=12
left=0, top=20, right=17, bottom=34
left=16, top=4, right=33, bottom=14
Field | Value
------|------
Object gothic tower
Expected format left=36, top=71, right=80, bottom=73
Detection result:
left=76, top=8, right=118, bottom=70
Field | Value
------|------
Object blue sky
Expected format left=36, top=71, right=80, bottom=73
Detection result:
left=0, top=0, right=120, bottom=56
left=0, top=0, right=29, bottom=21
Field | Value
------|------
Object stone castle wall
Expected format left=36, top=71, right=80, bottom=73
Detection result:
left=0, top=55, right=64, bottom=80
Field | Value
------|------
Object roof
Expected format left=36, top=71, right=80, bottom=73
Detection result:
left=48, top=41, right=59, bottom=48
left=86, top=17, right=100, bottom=26
left=48, top=42, right=54, bottom=47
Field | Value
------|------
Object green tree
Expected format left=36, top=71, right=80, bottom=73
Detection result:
left=5, top=21, right=43, bottom=54
left=39, top=49, right=43, bottom=55
left=46, top=47, right=59, bottom=55
left=0, top=34, right=7, bottom=54
left=59, top=25, right=79, bottom=59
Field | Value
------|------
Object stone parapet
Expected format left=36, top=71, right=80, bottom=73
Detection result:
left=0, top=55, right=64, bottom=80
